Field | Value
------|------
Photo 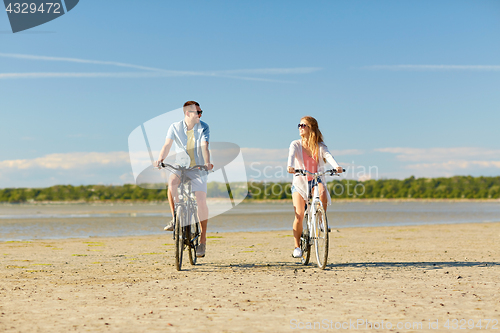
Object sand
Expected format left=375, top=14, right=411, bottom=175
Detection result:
left=1, top=222, right=499, bottom=332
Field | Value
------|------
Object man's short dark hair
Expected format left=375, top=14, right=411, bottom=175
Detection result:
left=183, top=101, right=200, bottom=108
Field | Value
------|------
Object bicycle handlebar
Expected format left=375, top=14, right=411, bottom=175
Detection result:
left=158, top=163, right=208, bottom=172
left=294, top=168, right=345, bottom=177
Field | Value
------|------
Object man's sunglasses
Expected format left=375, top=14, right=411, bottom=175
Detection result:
left=298, top=124, right=308, bottom=129
left=188, top=110, right=203, bottom=115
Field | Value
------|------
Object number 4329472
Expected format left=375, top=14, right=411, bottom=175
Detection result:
left=5, top=3, right=62, bottom=14
left=443, top=319, right=498, bottom=330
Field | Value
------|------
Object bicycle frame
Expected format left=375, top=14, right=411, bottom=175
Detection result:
left=175, top=171, right=198, bottom=230
left=306, top=179, right=322, bottom=245
left=297, top=168, right=335, bottom=225
left=158, top=163, right=207, bottom=270
left=160, top=163, right=206, bottom=229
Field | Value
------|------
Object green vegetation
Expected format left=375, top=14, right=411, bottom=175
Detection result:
left=247, top=182, right=292, bottom=200
left=355, top=176, right=500, bottom=199
left=247, top=176, right=500, bottom=199
left=1, top=176, right=499, bottom=203
left=0, top=184, right=167, bottom=203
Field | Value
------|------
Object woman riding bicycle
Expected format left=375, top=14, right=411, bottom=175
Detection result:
left=287, top=116, right=343, bottom=258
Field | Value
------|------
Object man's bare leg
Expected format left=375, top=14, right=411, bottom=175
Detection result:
left=164, top=174, right=180, bottom=230
left=194, top=191, right=208, bottom=243
left=167, top=175, right=175, bottom=216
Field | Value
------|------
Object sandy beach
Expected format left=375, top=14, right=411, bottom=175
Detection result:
left=1, top=222, right=499, bottom=332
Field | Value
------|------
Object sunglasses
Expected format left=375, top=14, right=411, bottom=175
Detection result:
left=188, top=110, right=203, bottom=115
left=298, top=124, right=308, bottom=129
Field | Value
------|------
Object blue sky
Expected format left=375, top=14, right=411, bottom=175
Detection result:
left=1, top=1, right=499, bottom=187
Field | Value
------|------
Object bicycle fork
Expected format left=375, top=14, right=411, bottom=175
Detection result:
left=308, top=186, right=321, bottom=241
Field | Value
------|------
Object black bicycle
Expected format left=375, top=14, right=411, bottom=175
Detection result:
left=159, top=163, right=207, bottom=271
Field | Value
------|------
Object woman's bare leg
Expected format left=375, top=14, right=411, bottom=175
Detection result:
left=292, top=192, right=306, bottom=249
left=318, top=182, right=328, bottom=212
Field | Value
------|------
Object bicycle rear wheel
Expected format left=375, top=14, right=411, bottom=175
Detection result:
left=300, top=212, right=311, bottom=265
left=188, top=213, right=200, bottom=265
left=314, top=206, right=329, bottom=269
left=174, top=205, right=185, bottom=271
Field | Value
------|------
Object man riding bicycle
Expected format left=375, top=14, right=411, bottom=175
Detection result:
left=154, top=101, right=214, bottom=257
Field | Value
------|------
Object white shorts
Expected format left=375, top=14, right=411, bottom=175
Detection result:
left=171, top=169, right=207, bottom=193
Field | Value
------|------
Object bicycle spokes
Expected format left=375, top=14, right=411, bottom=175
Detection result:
left=314, top=207, right=329, bottom=270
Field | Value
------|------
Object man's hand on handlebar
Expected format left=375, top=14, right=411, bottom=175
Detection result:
left=155, top=161, right=212, bottom=171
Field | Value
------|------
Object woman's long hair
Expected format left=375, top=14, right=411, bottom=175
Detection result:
left=301, top=116, right=324, bottom=162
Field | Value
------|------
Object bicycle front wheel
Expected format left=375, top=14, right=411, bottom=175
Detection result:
left=174, top=205, right=185, bottom=271
left=314, top=206, right=329, bottom=269
left=188, top=212, right=200, bottom=265
left=300, top=212, right=311, bottom=265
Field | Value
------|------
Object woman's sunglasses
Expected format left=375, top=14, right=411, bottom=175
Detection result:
left=298, top=124, right=308, bottom=129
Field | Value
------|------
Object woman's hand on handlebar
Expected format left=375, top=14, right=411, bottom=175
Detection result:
left=336, top=166, right=343, bottom=174
left=205, top=163, right=214, bottom=171
left=154, top=160, right=163, bottom=168
left=287, top=166, right=295, bottom=174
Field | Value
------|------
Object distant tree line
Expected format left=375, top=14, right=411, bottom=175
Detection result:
left=0, top=184, right=167, bottom=203
left=1, top=176, right=499, bottom=203
left=247, top=176, right=500, bottom=200
left=349, top=176, right=500, bottom=199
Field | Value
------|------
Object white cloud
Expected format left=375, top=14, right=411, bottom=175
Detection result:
left=0, top=53, right=321, bottom=75
left=0, top=72, right=299, bottom=83
left=0, top=152, right=130, bottom=170
left=375, top=147, right=500, bottom=178
left=0, top=152, right=134, bottom=188
left=119, top=172, right=135, bottom=183
left=0, top=146, right=386, bottom=187
left=357, top=174, right=372, bottom=181
left=214, top=67, right=322, bottom=75
left=0, top=52, right=321, bottom=83
left=363, top=65, right=500, bottom=71
left=0, top=72, right=186, bottom=79
left=0, top=52, right=169, bottom=72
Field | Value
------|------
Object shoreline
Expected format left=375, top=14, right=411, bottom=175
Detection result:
left=1, top=222, right=499, bottom=332
left=1, top=197, right=500, bottom=206
left=2, top=201, right=500, bottom=242
left=3, top=219, right=500, bottom=243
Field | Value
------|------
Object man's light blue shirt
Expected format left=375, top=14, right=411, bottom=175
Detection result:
left=166, top=120, right=210, bottom=167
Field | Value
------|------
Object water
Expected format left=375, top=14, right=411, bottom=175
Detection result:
left=1, top=201, right=499, bottom=241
